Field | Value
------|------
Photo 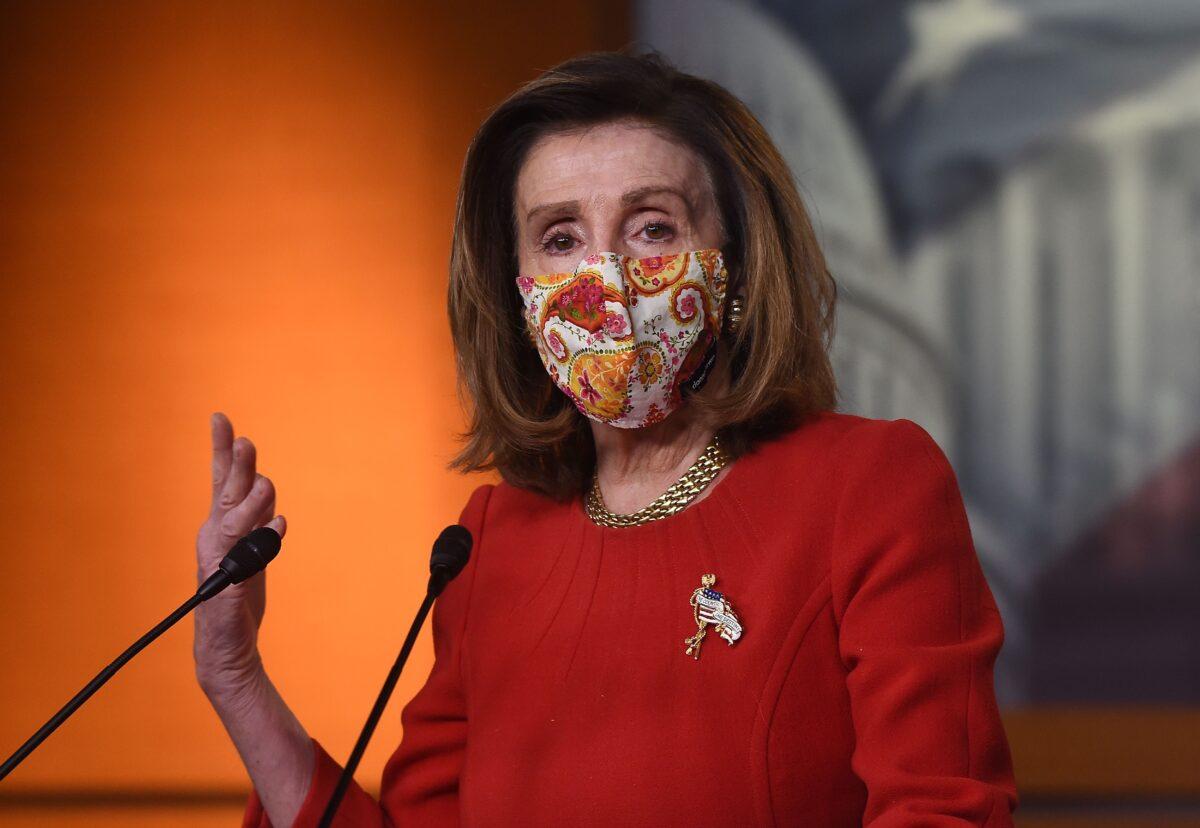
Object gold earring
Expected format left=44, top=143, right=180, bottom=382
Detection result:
left=725, top=296, right=744, bottom=335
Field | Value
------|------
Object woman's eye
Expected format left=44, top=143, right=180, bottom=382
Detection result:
left=642, top=222, right=672, bottom=241
left=542, top=233, right=575, bottom=253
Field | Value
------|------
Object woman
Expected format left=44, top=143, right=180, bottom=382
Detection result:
left=195, top=50, right=1019, bottom=826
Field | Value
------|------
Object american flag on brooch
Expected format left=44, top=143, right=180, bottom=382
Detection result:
left=684, top=574, right=743, bottom=659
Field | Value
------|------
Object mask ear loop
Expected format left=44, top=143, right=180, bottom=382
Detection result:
left=679, top=332, right=720, bottom=398
left=680, top=288, right=744, bottom=398
left=680, top=245, right=734, bottom=398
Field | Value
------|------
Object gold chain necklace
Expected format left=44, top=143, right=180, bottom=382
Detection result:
left=585, top=434, right=730, bottom=528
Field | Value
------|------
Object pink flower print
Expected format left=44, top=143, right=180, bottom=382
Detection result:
left=546, top=330, right=567, bottom=360
left=678, top=293, right=697, bottom=319
left=517, top=275, right=535, bottom=294
left=582, top=281, right=604, bottom=315
left=563, top=385, right=588, bottom=414
left=577, top=368, right=602, bottom=405
left=585, top=254, right=603, bottom=266
left=603, top=312, right=628, bottom=336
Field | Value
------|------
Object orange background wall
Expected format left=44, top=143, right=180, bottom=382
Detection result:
left=0, top=2, right=623, bottom=823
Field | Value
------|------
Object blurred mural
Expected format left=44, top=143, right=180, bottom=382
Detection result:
left=638, top=0, right=1200, bottom=710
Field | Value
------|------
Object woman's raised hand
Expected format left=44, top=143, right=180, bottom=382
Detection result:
left=193, top=412, right=287, bottom=699
left=191, top=414, right=314, bottom=826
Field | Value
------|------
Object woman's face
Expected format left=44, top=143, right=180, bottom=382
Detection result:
left=514, top=119, right=725, bottom=276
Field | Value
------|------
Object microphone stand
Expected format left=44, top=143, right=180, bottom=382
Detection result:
left=316, top=589, right=436, bottom=828
left=317, top=523, right=470, bottom=827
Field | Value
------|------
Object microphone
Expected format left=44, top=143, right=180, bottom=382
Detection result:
left=0, top=527, right=283, bottom=782
left=427, top=523, right=472, bottom=597
left=318, top=524, right=473, bottom=827
left=198, top=526, right=283, bottom=600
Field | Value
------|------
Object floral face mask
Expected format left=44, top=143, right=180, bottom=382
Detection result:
left=515, top=248, right=729, bottom=429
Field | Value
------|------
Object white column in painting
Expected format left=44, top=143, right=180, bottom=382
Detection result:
left=997, top=169, right=1040, bottom=506
left=1106, top=134, right=1150, bottom=491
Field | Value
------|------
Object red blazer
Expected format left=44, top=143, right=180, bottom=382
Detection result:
left=244, top=411, right=1019, bottom=826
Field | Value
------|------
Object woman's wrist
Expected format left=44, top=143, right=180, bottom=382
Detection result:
left=196, top=652, right=267, bottom=707
left=203, top=663, right=315, bottom=827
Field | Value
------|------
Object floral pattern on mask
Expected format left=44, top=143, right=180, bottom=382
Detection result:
left=516, top=249, right=728, bottom=428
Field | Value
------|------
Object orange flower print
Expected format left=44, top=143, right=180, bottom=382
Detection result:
left=636, top=347, right=664, bottom=389
left=643, top=402, right=667, bottom=427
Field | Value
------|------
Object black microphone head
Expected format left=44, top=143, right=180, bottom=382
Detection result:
left=429, top=524, right=472, bottom=582
left=219, top=526, right=282, bottom=585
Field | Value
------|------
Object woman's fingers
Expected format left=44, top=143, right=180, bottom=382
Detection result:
left=217, top=436, right=257, bottom=516
left=210, top=412, right=235, bottom=507
left=253, top=489, right=279, bottom=530
left=219, top=473, right=275, bottom=544
left=264, top=514, right=287, bottom=540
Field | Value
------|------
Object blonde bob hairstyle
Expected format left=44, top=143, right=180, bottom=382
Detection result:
left=448, top=49, right=839, bottom=500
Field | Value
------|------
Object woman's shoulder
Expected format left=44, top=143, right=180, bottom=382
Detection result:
left=733, top=410, right=963, bottom=532
left=748, top=409, right=950, bottom=477
left=453, top=474, right=574, bottom=542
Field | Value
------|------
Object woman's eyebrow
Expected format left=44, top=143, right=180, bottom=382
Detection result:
left=620, top=185, right=691, bottom=207
left=622, top=185, right=698, bottom=226
left=525, top=199, right=579, bottom=224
